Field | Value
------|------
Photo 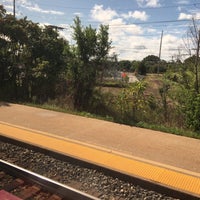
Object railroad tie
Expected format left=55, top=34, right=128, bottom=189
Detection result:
left=3, top=178, right=24, bottom=191
left=48, top=194, right=63, bottom=200
left=17, top=185, right=41, bottom=199
left=0, top=171, right=5, bottom=179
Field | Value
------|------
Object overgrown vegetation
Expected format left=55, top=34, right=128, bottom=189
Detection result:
left=0, top=6, right=200, bottom=137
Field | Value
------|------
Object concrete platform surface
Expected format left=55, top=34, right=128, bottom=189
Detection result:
left=0, top=103, right=200, bottom=175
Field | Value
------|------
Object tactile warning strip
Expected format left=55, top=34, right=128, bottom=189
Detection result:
left=0, top=122, right=200, bottom=197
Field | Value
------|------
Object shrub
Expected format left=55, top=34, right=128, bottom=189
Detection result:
left=185, top=93, right=200, bottom=131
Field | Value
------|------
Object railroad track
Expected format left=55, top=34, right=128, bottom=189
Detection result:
left=0, top=159, right=98, bottom=200
left=1, top=136, right=200, bottom=200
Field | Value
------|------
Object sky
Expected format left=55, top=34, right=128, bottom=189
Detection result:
left=1, top=0, right=200, bottom=61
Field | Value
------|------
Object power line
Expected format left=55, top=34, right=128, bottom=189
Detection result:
left=35, top=2, right=200, bottom=12
left=8, top=0, right=200, bottom=24
left=4, top=1, right=199, bottom=29
left=105, top=19, right=195, bottom=27
left=16, top=10, right=195, bottom=28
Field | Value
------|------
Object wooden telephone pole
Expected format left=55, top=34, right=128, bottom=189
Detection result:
left=158, top=30, right=163, bottom=73
left=13, top=0, right=16, bottom=17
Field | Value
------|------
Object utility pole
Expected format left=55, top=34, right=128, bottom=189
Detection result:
left=158, top=30, right=163, bottom=73
left=13, top=0, right=16, bottom=17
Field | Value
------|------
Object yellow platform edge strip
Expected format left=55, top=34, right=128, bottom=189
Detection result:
left=0, top=123, right=200, bottom=196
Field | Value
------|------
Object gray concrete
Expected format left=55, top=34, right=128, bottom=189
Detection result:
left=0, top=103, right=200, bottom=175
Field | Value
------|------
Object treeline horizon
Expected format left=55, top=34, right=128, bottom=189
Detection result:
left=0, top=6, right=199, bottom=133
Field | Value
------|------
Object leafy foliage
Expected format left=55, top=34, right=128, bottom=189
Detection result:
left=185, top=92, right=200, bottom=131
left=115, top=81, right=148, bottom=123
left=69, top=17, right=111, bottom=110
left=163, top=56, right=200, bottom=131
left=0, top=7, right=67, bottom=101
left=0, top=6, right=200, bottom=135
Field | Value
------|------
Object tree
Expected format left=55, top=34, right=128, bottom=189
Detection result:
left=96, top=24, right=112, bottom=82
left=131, top=60, right=140, bottom=72
left=69, top=17, right=111, bottom=110
left=0, top=6, right=67, bottom=101
left=118, top=60, right=131, bottom=71
left=72, top=17, right=97, bottom=64
left=185, top=18, right=200, bottom=94
left=116, top=81, right=147, bottom=123
left=137, top=61, right=146, bottom=75
left=164, top=54, right=200, bottom=130
left=96, top=24, right=111, bottom=63
left=185, top=92, right=200, bottom=131
left=142, top=55, right=160, bottom=73
left=0, top=9, right=28, bottom=100
left=32, top=26, right=67, bottom=100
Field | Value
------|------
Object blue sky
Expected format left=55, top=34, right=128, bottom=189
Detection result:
left=1, top=0, right=200, bottom=61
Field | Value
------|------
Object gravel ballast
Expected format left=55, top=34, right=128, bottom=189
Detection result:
left=0, top=141, right=179, bottom=200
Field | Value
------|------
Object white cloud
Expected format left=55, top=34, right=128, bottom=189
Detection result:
left=89, top=4, right=184, bottom=61
left=2, top=0, right=64, bottom=15
left=90, top=4, right=118, bottom=23
left=108, top=20, right=153, bottom=60
left=147, top=28, right=157, bottom=33
left=136, top=0, right=161, bottom=8
left=3, top=4, right=13, bottom=11
left=108, top=18, right=143, bottom=38
left=1, top=0, right=12, bottom=13
left=121, top=11, right=148, bottom=21
left=73, top=12, right=83, bottom=17
left=146, top=0, right=161, bottom=7
left=22, top=4, right=64, bottom=15
left=176, top=0, right=190, bottom=4
left=111, top=35, right=160, bottom=60
left=196, top=13, right=200, bottom=19
left=178, top=13, right=193, bottom=20
left=109, top=29, right=185, bottom=61
left=123, top=24, right=144, bottom=35
left=163, top=34, right=178, bottom=44
left=189, top=10, right=200, bottom=20
left=58, top=25, right=72, bottom=42
left=39, top=23, right=72, bottom=42
left=19, top=0, right=31, bottom=6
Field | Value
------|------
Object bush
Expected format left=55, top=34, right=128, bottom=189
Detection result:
left=185, top=93, right=200, bottom=131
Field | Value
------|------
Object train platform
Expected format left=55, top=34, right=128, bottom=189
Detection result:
left=0, top=103, right=200, bottom=197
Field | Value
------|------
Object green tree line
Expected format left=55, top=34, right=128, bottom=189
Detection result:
left=0, top=6, right=199, bottom=133
left=0, top=6, right=111, bottom=110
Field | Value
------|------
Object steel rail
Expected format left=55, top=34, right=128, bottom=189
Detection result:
left=1, top=136, right=200, bottom=200
left=0, top=159, right=99, bottom=200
